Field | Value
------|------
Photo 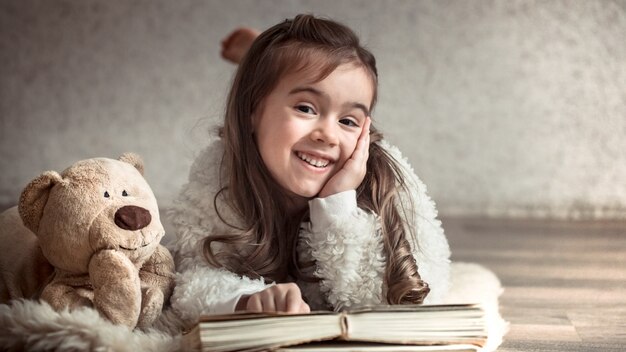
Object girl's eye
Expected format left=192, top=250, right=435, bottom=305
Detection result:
left=295, top=105, right=316, bottom=114
left=339, top=118, right=359, bottom=127
left=122, top=190, right=128, bottom=197
left=104, top=191, right=110, bottom=198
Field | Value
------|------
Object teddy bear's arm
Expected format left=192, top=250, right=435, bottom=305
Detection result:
left=41, top=278, right=93, bottom=310
left=135, top=245, right=175, bottom=328
left=89, top=249, right=142, bottom=328
left=139, top=244, right=175, bottom=299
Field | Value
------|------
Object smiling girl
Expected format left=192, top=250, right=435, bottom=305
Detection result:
left=168, top=14, right=450, bottom=326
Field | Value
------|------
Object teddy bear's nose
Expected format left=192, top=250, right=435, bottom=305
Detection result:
left=114, top=205, right=152, bottom=231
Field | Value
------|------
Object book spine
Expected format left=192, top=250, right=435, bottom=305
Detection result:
left=339, top=311, right=349, bottom=340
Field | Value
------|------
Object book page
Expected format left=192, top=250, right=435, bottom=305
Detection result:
left=192, top=313, right=341, bottom=352
left=184, top=304, right=488, bottom=352
left=346, top=307, right=487, bottom=347
left=278, top=342, right=480, bottom=352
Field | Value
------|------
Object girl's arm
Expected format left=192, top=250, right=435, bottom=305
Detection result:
left=298, top=141, right=451, bottom=310
left=169, top=140, right=310, bottom=320
left=171, top=201, right=310, bottom=322
left=168, top=218, right=270, bottom=325
left=298, top=190, right=385, bottom=310
left=166, top=143, right=270, bottom=325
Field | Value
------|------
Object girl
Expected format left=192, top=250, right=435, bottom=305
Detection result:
left=168, top=14, right=450, bottom=325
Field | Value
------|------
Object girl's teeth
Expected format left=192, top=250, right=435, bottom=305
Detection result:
left=297, top=152, right=329, bottom=168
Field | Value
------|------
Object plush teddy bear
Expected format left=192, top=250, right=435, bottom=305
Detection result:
left=0, top=153, right=175, bottom=329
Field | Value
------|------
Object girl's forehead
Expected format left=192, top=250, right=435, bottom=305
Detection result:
left=273, top=63, right=375, bottom=110
left=279, top=63, right=373, bottom=90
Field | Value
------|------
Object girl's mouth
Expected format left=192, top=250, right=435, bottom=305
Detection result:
left=296, top=151, right=331, bottom=168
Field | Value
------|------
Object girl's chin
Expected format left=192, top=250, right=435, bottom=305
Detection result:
left=293, top=190, right=321, bottom=200
left=286, top=181, right=324, bottom=199
left=298, top=186, right=325, bottom=198
left=281, top=177, right=329, bottom=203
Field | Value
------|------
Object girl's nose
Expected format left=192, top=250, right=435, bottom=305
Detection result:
left=311, top=118, right=339, bottom=146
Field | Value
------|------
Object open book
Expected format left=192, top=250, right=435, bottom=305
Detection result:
left=182, top=304, right=487, bottom=352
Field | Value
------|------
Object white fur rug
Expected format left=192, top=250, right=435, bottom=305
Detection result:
left=0, top=263, right=507, bottom=351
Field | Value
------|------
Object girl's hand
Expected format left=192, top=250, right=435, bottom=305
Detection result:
left=235, top=283, right=311, bottom=313
left=318, top=117, right=371, bottom=198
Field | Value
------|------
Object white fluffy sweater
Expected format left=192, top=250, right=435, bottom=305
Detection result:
left=167, top=138, right=450, bottom=326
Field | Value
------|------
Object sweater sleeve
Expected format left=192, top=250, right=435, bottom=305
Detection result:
left=299, top=190, right=386, bottom=311
left=165, top=143, right=270, bottom=326
left=298, top=140, right=451, bottom=310
left=169, top=242, right=269, bottom=324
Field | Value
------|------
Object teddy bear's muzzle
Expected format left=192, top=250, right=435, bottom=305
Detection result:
left=114, top=205, right=152, bottom=231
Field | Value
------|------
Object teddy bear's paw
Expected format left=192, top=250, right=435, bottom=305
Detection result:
left=136, top=287, right=164, bottom=329
left=69, top=295, right=94, bottom=310
left=41, top=284, right=94, bottom=312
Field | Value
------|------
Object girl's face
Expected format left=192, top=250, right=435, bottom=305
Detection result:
left=253, top=63, right=374, bottom=203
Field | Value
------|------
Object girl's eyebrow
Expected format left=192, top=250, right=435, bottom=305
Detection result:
left=289, top=86, right=370, bottom=117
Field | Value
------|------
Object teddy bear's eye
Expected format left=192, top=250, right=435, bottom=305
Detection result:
left=122, top=190, right=128, bottom=197
left=104, top=191, right=110, bottom=198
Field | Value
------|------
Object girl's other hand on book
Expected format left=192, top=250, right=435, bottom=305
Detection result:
left=235, top=283, right=311, bottom=314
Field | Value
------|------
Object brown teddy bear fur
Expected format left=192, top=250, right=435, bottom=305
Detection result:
left=0, top=153, right=175, bottom=329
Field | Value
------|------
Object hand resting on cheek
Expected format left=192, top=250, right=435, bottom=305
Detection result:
left=318, top=117, right=371, bottom=199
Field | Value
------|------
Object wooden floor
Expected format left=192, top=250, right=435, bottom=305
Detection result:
left=442, top=217, right=626, bottom=351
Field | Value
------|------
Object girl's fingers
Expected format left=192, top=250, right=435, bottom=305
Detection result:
left=300, top=301, right=311, bottom=313
left=362, top=130, right=370, bottom=159
left=284, top=288, right=309, bottom=313
left=356, top=117, right=370, bottom=146
left=285, top=288, right=301, bottom=313
left=246, top=294, right=263, bottom=312
left=318, top=117, right=371, bottom=198
left=260, top=292, right=276, bottom=312
left=353, top=117, right=371, bottom=163
left=360, top=117, right=371, bottom=151
left=242, top=284, right=311, bottom=314
left=362, top=116, right=371, bottom=139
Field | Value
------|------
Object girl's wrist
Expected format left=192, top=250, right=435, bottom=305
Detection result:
left=308, top=190, right=358, bottom=232
left=317, top=189, right=335, bottom=199
left=318, top=186, right=353, bottom=199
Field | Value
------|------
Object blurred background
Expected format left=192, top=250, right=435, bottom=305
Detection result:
left=1, top=0, right=625, bottom=219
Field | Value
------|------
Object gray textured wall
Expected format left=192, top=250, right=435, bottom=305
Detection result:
left=1, top=0, right=625, bottom=219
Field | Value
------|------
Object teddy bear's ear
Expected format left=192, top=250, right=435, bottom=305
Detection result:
left=119, top=152, right=144, bottom=175
left=19, top=171, right=63, bottom=233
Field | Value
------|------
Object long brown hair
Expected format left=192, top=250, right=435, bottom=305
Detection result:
left=205, top=14, right=430, bottom=304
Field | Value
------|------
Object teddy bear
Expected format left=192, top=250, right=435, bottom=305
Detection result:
left=0, top=153, right=175, bottom=329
